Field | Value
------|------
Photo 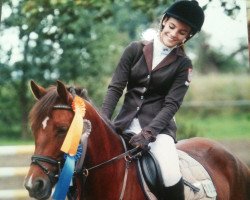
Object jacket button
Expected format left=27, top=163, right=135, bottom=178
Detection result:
left=140, top=96, right=144, bottom=100
left=147, top=75, right=150, bottom=79
left=143, top=87, right=147, bottom=92
left=136, top=107, right=140, bottom=111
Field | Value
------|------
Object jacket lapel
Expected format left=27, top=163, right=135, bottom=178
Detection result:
left=153, top=48, right=178, bottom=71
left=142, top=41, right=186, bottom=72
left=143, top=41, right=153, bottom=72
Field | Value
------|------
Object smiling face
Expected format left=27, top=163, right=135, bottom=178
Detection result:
left=160, top=17, right=192, bottom=48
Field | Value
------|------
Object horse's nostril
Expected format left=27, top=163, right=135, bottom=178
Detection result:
left=34, top=178, right=45, bottom=191
left=25, top=177, right=52, bottom=198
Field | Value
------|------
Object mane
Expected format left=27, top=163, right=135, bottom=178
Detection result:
left=70, top=86, right=116, bottom=133
left=29, top=85, right=116, bottom=134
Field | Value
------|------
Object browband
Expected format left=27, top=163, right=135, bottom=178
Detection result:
left=53, top=104, right=72, bottom=110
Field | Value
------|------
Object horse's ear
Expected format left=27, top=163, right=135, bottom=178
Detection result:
left=57, top=80, right=73, bottom=104
left=30, top=80, right=47, bottom=100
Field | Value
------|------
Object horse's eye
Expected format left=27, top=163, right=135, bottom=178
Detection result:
left=56, top=126, right=68, bottom=135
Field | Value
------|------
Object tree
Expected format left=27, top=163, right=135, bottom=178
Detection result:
left=0, top=0, right=245, bottom=139
left=0, top=0, right=2, bottom=23
left=247, top=0, right=250, bottom=63
left=0, top=0, right=160, bottom=138
left=186, top=31, right=249, bottom=74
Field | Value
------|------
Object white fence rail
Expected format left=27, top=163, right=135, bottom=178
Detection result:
left=0, top=145, right=34, bottom=156
left=0, top=145, right=34, bottom=199
left=0, top=190, right=29, bottom=199
left=0, top=167, right=29, bottom=177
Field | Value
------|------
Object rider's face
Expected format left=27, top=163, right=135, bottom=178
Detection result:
left=160, top=17, right=191, bottom=48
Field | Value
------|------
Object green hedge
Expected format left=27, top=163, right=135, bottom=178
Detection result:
left=184, top=73, right=250, bottom=102
left=176, top=73, right=250, bottom=140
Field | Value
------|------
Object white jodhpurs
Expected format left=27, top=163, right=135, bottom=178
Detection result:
left=149, top=134, right=182, bottom=187
left=126, top=118, right=182, bottom=187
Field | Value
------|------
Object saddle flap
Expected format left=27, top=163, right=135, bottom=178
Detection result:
left=139, top=151, right=164, bottom=199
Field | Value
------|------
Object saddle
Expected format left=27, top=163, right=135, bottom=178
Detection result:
left=120, top=132, right=217, bottom=200
left=137, top=150, right=217, bottom=200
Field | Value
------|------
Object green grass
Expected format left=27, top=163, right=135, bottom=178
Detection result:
left=185, top=73, right=250, bottom=101
left=1, top=111, right=250, bottom=145
left=1, top=112, right=249, bottom=146
left=176, top=112, right=250, bottom=140
left=175, top=73, right=250, bottom=141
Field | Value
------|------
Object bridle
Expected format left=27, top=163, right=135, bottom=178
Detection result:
left=30, top=98, right=142, bottom=199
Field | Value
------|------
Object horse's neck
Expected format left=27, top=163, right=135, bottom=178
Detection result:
left=85, top=103, right=124, bottom=162
left=82, top=103, right=145, bottom=200
left=91, top=117, right=123, bottom=153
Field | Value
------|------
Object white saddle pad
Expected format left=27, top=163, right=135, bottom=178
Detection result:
left=178, top=150, right=217, bottom=200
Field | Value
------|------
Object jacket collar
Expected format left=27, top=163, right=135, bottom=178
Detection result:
left=142, top=40, right=186, bottom=71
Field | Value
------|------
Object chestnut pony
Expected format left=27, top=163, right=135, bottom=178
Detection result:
left=24, top=80, right=250, bottom=200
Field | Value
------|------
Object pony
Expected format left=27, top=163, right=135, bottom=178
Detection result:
left=24, top=80, right=250, bottom=200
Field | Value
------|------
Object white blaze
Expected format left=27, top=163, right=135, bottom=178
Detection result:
left=25, top=174, right=33, bottom=188
left=42, top=116, right=50, bottom=130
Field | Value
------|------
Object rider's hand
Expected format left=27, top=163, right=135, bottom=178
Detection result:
left=129, top=130, right=156, bottom=150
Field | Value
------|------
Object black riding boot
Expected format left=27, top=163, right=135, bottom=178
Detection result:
left=162, top=178, right=185, bottom=200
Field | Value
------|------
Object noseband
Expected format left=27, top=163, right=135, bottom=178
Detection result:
left=31, top=155, right=62, bottom=184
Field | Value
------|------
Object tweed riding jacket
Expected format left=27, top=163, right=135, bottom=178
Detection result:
left=101, top=40, right=192, bottom=141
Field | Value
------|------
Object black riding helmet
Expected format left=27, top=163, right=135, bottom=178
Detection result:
left=162, top=0, right=205, bottom=35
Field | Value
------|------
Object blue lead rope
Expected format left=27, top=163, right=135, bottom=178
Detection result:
left=52, top=145, right=83, bottom=200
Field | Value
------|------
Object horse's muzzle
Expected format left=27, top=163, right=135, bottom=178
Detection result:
left=24, top=176, right=52, bottom=200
